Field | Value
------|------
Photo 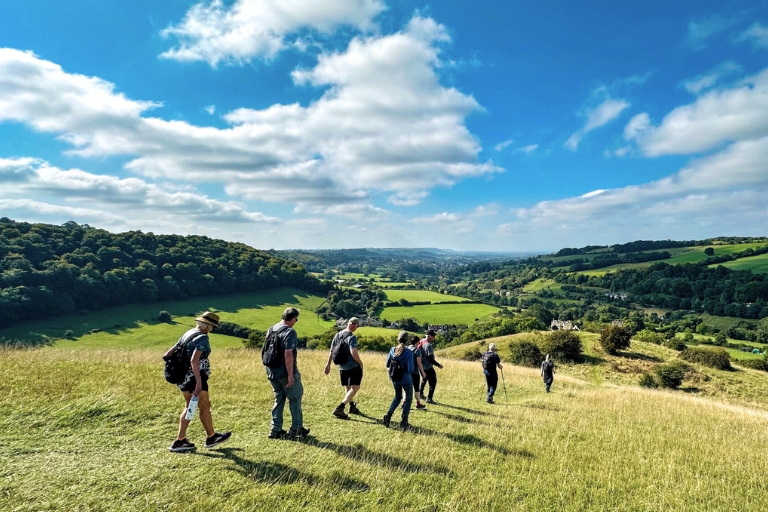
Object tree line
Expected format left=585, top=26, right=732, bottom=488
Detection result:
left=0, top=218, right=330, bottom=326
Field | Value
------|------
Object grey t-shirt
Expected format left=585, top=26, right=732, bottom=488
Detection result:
left=335, top=330, right=360, bottom=371
left=420, top=339, right=435, bottom=370
left=265, top=322, right=300, bottom=380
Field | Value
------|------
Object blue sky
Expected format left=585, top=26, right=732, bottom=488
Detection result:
left=1, top=0, right=768, bottom=252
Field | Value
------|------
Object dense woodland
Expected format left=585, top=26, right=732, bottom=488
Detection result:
left=0, top=218, right=329, bottom=325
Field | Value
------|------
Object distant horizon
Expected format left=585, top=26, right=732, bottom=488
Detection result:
left=1, top=1, right=767, bottom=251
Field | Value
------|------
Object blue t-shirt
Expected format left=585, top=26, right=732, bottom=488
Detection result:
left=178, top=328, right=212, bottom=384
left=406, top=345, right=422, bottom=374
left=266, top=322, right=300, bottom=380
left=335, top=330, right=360, bottom=371
left=386, top=346, right=415, bottom=385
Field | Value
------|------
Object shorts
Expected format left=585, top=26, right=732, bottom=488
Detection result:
left=339, top=366, right=363, bottom=386
left=411, top=372, right=421, bottom=391
left=179, top=372, right=209, bottom=393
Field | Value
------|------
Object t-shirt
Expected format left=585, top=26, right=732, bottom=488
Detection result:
left=419, top=339, right=435, bottom=370
left=266, top=322, right=300, bottom=380
left=179, top=328, right=212, bottom=383
left=541, top=360, right=555, bottom=380
left=335, top=330, right=360, bottom=371
left=483, top=351, right=501, bottom=376
left=406, top=345, right=422, bottom=374
left=386, top=346, right=415, bottom=385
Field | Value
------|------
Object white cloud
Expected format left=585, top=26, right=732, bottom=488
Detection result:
left=737, top=22, right=768, bottom=49
left=680, top=61, right=742, bottom=94
left=627, top=67, right=768, bottom=156
left=160, top=0, right=385, bottom=66
left=205, top=105, right=216, bottom=114
left=515, top=144, right=538, bottom=154
left=494, top=139, right=513, bottom=151
left=565, top=98, right=630, bottom=151
left=0, top=20, right=500, bottom=213
left=685, top=15, right=740, bottom=50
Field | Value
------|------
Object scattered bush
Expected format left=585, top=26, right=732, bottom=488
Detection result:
left=663, top=338, right=687, bottom=351
left=680, top=347, right=732, bottom=371
left=243, top=331, right=263, bottom=350
left=738, top=357, right=768, bottom=372
left=508, top=341, right=543, bottom=367
left=654, top=361, right=688, bottom=388
left=600, top=325, right=632, bottom=355
left=638, top=373, right=658, bottom=388
left=461, top=346, right=484, bottom=361
left=540, top=330, right=582, bottom=362
left=63, top=330, right=74, bottom=339
left=218, top=321, right=256, bottom=340
left=634, top=329, right=664, bottom=344
left=158, top=310, right=172, bottom=322
left=357, top=335, right=394, bottom=352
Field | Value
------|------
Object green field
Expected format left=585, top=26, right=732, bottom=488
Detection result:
left=0, top=288, right=334, bottom=344
left=4, top=335, right=768, bottom=510
left=712, top=252, right=768, bottom=274
left=382, top=290, right=470, bottom=303
left=380, top=303, right=499, bottom=325
left=520, top=278, right=563, bottom=293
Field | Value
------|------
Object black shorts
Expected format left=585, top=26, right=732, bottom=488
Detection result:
left=179, top=372, right=209, bottom=393
left=339, top=366, right=363, bottom=386
left=411, top=372, right=421, bottom=391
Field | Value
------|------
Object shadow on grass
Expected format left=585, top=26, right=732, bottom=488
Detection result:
left=430, top=402, right=490, bottom=416
left=198, top=447, right=369, bottom=490
left=429, top=410, right=476, bottom=424
left=307, top=440, right=450, bottom=476
left=445, top=433, right=535, bottom=459
left=616, top=351, right=663, bottom=362
left=580, top=354, right=606, bottom=366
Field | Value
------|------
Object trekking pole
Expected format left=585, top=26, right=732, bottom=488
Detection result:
left=500, top=367, right=508, bottom=402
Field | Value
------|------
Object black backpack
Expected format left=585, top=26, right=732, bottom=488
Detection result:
left=331, top=331, right=351, bottom=365
left=262, top=325, right=290, bottom=369
left=481, top=351, right=493, bottom=371
left=389, top=355, right=405, bottom=382
left=163, top=332, right=205, bottom=384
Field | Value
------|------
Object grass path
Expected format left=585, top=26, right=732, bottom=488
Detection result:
left=2, top=345, right=768, bottom=510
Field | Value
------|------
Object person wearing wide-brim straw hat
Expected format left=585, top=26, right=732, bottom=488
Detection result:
left=166, top=311, right=231, bottom=452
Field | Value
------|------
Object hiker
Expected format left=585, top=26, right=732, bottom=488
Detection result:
left=541, top=354, right=556, bottom=393
left=418, top=329, right=443, bottom=404
left=167, top=311, right=231, bottom=452
left=265, top=307, right=310, bottom=440
left=407, top=335, right=427, bottom=409
left=324, top=317, right=364, bottom=419
left=383, top=331, right=416, bottom=430
left=482, top=342, right=503, bottom=404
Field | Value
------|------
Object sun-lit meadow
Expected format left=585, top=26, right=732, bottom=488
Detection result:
left=3, top=329, right=768, bottom=511
left=380, top=303, right=500, bottom=325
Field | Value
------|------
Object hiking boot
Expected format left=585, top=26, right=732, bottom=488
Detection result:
left=169, top=438, right=196, bottom=452
left=332, top=404, right=349, bottom=419
left=425, top=397, right=436, bottom=404
left=287, top=427, right=310, bottom=440
left=415, top=403, right=426, bottom=410
left=348, top=402, right=362, bottom=415
left=399, top=421, right=412, bottom=431
left=268, top=429, right=287, bottom=439
left=381, top=414, right=391, bottom=428
left=487, top=398, right=495, bottom=404
left=205, top=431, right=232, bottom=449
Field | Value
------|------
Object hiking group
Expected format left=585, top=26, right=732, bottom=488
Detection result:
left=164, top=308, right=553, bottom=452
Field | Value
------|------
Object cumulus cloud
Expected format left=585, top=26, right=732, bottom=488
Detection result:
left=494, top=139, right=513, bottom=151
left=0, top=20, right=499, bottom=212
left=160, top=0, right=385, bottom=66
left=680, top=61, right=742, bottom=94
left=515, top=144, right=538, bottom=154
left=626, top=67, right=768, bottom=156
left=565, top=98, right=630, bottom=151
left=737, top=22, right=768, bottom=49
left=0, top=158, right=279, bottom=227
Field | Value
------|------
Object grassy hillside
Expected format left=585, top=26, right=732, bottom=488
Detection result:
left=382, top=290, right=470, bottom=303
left=0, top=287, right=334, bottom=344
left=380, top=303, right=499, bottom=325
left=712, top=252, right=768, bottom=274
left=2, top=344, right=768, bottom=510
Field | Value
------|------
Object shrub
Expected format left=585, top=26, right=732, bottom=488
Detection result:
left=654, top=362, right=687, bottom=388
left=738, top=357, right=768, bottom=372
left=600, top=325, right=632, bottom=355
left=508, top=341, right=543, bottom=367
left=63, top=330, right=74, bottom=339
left=540, top=330, right=582, bottom=362
left=357, top=335, right=393, bottom=352
left=680, top=347, right=732, bottom=371
left=243, top=331, right=263, bottom=350
left=663, top=338, right=687, bottom=351
left=158, top=310, right=172, bottom=322
left=638, top=373, right=658, bottom=388
left=461, top=346, right=484, bottom=361
left=634, top=329, right=664, bottom=344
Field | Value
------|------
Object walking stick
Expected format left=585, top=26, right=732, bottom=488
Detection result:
left=500, top=367, right=508, bottom=402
